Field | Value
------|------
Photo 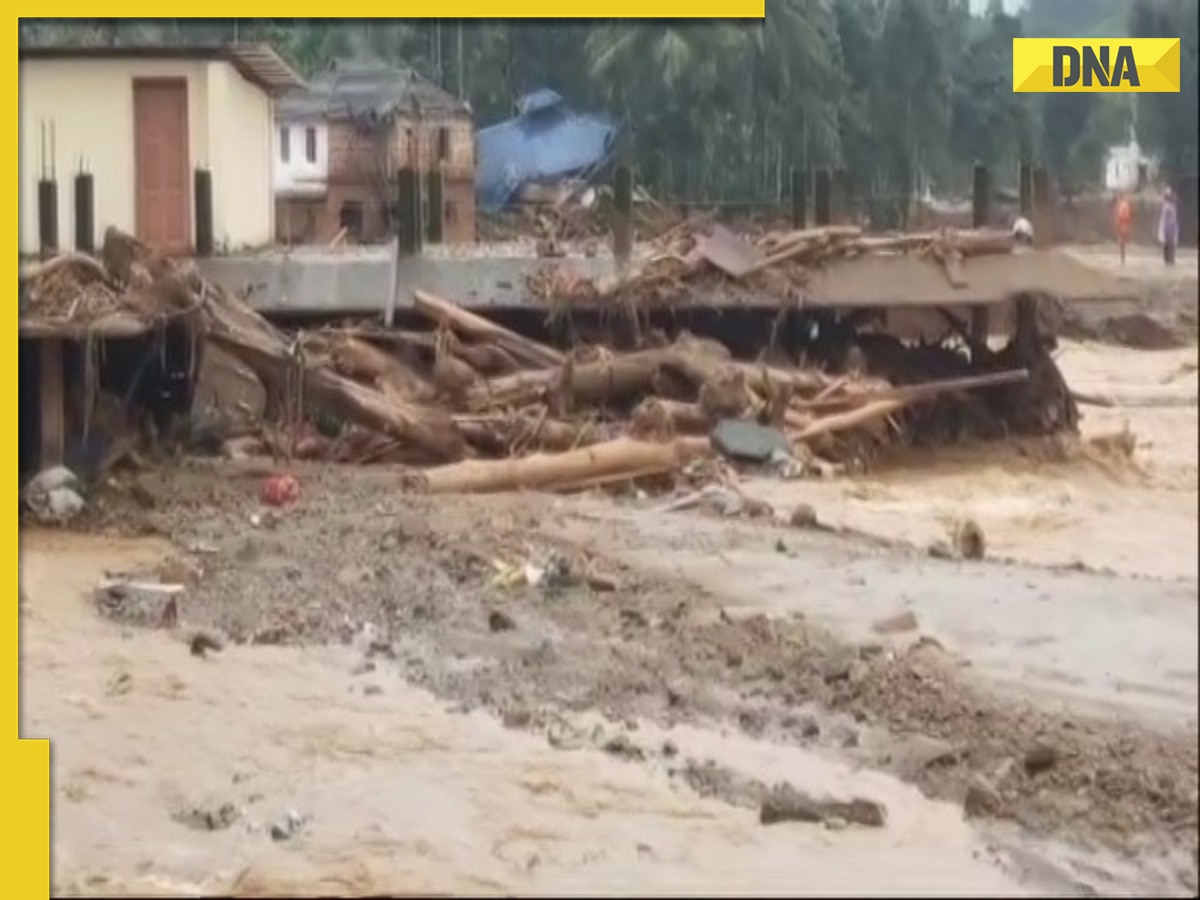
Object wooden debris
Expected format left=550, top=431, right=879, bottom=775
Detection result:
left=20, top=226, right=1075, bottom=494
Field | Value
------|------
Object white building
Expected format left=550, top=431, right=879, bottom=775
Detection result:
left=274, top=114, right=327, bottom=197
left=1104, top=131, right=1157, bottom=193
left=19, top=43, right=303, bottom=255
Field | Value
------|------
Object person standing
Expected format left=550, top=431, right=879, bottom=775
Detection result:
left=1158, top=186, right=1179, bottom=266
left=1114, top=192, right=1132, bottom=265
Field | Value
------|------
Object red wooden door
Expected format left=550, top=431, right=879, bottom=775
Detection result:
left=133, top=79, right=190, bottom=254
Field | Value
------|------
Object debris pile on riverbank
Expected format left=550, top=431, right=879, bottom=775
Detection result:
left=22, top=227, right=1079, bottom=493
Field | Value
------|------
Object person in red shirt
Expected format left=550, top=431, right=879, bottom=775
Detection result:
left=1114, top=192, right=1133, bottom=265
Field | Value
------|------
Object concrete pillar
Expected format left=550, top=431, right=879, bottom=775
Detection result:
left=396, top=168, right=421, bottom=256
left=832, top=169, right=849, bottom=224
left=972, top=163, right=990, bottom=229
left=73, top=172, right=94, bottom=253
left=1018, top=162, right=1033, bottom=218
left=425, top=170, right=445, bottom=245
left=790, top=167, right=808, bottom=229
left=814, top=169, right=832, bottom=226
left=194, top=168, right=213, bottom=257
left=613, top=165, right=633, bottom=268
left=37, top=178, right=58, bottom=259
left=1032, top=165, right=1052, bottom=248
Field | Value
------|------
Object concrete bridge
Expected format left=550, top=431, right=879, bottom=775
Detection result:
left=197, top=246, right=615, bottom=316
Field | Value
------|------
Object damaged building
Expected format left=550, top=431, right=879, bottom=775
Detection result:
left=273, top=59, right=476, bottom=246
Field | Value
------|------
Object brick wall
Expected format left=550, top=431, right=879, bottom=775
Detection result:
left=391, top=114, right=474, bottom=174
left=292, top=113, right=477, bottom=245
left=442, top=176, right=476, bottom=244
left=327, top=120, right=391, bottom=185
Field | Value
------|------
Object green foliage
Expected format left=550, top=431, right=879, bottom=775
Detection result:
left=18, top=7, right=1197, bottom=203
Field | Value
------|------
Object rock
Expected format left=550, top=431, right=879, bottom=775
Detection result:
left=488, top=609, right=516, bottom=632
left=858, top=642, right=886, bottom=660
left=25, top=465, right=80, bottom=495
left=760, top=783, right=887, bottom=828
left=1023, top=742, right=1059, bottom=775
left=502, top=708, right=532, bottom=729
left=894, top=735, right=963, bottom=776
left=601, top=734, right=645, bottom=761
left=157, top=555, right=203, bottom=586
left=94, top=579, right=182, bottom=629
left=362, top=684, right=384, bottom=696
left=872, top=610, right=919, bottom=635
left=952, top=518, right=986, bottom=561
left=711, top=420, right=792, bottom=463
left=45, top=486, right=86, bottom=522
left=661, top=740, right=678, bottom=758
left=821, top=652, right=856, bottom=684
left=189, top=631, right=223, bottom=658
left=788, top=503, right=819, bottom=529
left=927, top=539, right=955, bottom=560
left=269, top=810, right=307, bottom=841
left=963, top=776, right=1001, bottom=818
left=350, top=660, right=376, bottom=676
left=172, top=802, right=240, bottom=831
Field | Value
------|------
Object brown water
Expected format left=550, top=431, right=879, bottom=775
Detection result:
left=743, top=341, right=1200, bottom=581
left=23, top=532, right=1025, bottom=897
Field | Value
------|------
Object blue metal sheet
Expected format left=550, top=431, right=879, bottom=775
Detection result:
left=476, top=89, right=620, bottom=213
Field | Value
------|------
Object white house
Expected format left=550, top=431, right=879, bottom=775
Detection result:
left=1104, top=131, right=1157, bottom=193
left=19, top=43, right=303, bottom=255
left=274, top=114, right=328, bottom=197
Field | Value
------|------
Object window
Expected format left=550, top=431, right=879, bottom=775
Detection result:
left=279, top=127, right=290, bottom=164
left=305, top=126, right=317, bottom=164
left=437, top=127, right=450, bottom=162
left=444, top=201, right=457, bottom=224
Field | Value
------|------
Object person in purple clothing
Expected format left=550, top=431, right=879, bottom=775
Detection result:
left=1158, top=186, right=1179, bottom=266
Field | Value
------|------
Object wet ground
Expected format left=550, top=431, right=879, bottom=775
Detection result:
left=22, top=451, right=1199, bottom=896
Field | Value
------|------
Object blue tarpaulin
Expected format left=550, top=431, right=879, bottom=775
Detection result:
left=475, top=89, right=620, bottom=213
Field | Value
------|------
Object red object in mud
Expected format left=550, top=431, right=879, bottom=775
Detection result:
left=261, top=474, right=301, bottom=507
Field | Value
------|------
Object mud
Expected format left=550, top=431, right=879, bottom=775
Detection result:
left=40, top=459, right=1197, bottom=896
left=24, top=531, right=1030, bottom=897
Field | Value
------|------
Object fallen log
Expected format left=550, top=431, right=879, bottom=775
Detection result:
left=414, top=289, right=563, bottom=369
left=465, top=347, right=676, bottom=412
left=203, top=282, right=466, bottom=461
left=327, top=334, right=434, bottom=401
left=630, top=397, right=711, bottom=437
left=414, top=436, right=711, bottom=495
left=792, top=398, right=908, bottom=443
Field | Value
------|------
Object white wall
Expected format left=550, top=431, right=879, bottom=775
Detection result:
left=18, top=57, right=209, bottom=255
left=274, top=118, right=328, bottom=197
left=19, top=55, right=276, bottom=255
left=207, top=61, right=274, bottom=249
left=1104, top=141, right=1156, bottom=193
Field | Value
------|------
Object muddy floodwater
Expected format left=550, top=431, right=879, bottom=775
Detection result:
left=25, top=533, right=1023, bottom=896
left=20, top=319, right=1200, bottom=896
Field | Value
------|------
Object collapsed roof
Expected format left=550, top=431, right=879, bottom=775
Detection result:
left=476, top=88, right=620, bottom=214
left=277, top=58, right=471, bottom=123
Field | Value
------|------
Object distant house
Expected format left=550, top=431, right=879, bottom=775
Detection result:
left=476, top=89, right=620, bottom=213
left=18, top=43, right=303, bottom=255
left=1104, top=131, right=1157, bottom=193
left=274, top=59, right=476, bottom=245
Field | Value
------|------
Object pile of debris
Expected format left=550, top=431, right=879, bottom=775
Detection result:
left=527, top=223, right=1017, bottom=308
left=22, top=227, right=1071, bottom=496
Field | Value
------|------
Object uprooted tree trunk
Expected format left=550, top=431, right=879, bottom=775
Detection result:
left=95, top=228, right=466, bottom=463
left=202, top=287, right=468, bottom=461
left=412, top=435, right=712, bottom=495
